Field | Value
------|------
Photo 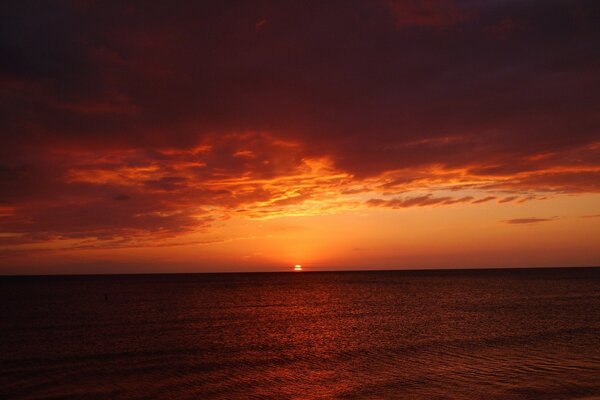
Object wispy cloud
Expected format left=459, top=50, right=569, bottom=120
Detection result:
left=367, top=195, right=474, bottom=209
left=503, top=217, right=559, bottom=224
left=472, top=196, right=496, bottom=204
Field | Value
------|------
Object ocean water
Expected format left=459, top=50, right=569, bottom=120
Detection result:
left=1, top=268, right=599, bottom=399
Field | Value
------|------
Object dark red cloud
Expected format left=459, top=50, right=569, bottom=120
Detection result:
left=0, top=0, right=599, bottom=244
left=472, top=196, right=496, bottom=204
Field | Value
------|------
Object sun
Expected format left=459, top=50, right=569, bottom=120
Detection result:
left=294, top=264, right=302, bottom=271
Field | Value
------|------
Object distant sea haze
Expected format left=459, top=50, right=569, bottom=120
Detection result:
left=1, top=268, right=599, bottom=399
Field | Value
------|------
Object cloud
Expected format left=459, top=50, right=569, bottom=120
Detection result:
left=504, top=217, right=558, bottom=224
left=0, top=197, right=210, bottom=243
left=0, top=133, right=361, bottom=243
left=384, top=0, right=471, bottom=29
left=367, top=194, right=473, bottom=209
left=472, top=196, right=496, bottom=204
left=0, top=0, right=599, bottom=249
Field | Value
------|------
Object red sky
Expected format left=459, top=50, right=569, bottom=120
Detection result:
left=1, top=1, right=599, bottom=274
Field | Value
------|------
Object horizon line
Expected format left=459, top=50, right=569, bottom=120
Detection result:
left=1, top=265, right=598, bottom=278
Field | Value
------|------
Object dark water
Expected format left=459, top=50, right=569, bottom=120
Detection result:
left=1, top=268, right=600, bottom=399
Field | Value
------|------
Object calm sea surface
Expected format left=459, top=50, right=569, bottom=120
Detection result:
left=1, top=268, right=599, bottom=399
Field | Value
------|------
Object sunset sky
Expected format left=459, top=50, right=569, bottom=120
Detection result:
left=1, top=0, right=599, bottom=274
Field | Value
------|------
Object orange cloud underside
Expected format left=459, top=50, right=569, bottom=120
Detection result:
left=1, top=132, right=599, bottom=273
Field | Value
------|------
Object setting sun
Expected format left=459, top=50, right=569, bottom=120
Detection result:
left=294, top=265, right=303, bottom=271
